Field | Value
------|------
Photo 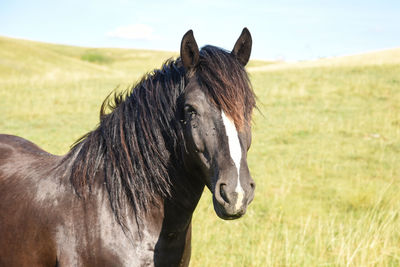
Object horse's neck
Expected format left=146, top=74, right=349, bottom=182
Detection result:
left=161, top=172, right=205, bottom=233
left=151, top=173, right=204, bottom=266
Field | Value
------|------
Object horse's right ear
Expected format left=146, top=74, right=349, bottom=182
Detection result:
left=180, top=30, right=199, bottom=71
left=232, top=28, right=252, bottom=66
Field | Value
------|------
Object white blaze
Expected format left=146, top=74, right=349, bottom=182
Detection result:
left=221, top=111, right=244, bottom=211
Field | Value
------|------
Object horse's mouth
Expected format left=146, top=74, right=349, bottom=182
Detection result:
left=212, top=196, right=246, bottom=220
left=219, top=213, right=243, bottom=220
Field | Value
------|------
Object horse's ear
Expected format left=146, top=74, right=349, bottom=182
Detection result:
left=180, top=30, right=199, bottom=71
left=232, top=28, right=252, bottom=66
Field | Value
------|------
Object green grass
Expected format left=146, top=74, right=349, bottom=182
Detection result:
left=81, top=50, right=113, bottom=64
left=1, top=36, right=400, bottom=266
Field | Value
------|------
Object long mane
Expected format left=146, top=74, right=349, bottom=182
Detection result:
left=63, top=46, right=256, bottom=228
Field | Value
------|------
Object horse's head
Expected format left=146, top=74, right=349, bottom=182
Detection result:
left=180, top=29, right=256, bottom=220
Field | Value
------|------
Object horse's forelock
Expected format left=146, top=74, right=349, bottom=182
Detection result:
left=197, top=45, right=256, bottom=130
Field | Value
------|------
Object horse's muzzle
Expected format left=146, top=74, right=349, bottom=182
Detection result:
left=213, top=177, right=255, bottom=220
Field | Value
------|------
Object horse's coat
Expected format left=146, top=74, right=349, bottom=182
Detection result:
left=0, top=28, right=256, bottom=266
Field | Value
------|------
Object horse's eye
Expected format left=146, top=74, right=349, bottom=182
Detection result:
left=184, top=105, right=197, bottom=118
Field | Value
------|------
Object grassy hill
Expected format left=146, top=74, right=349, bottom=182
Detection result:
left=248, top=47, right=400, bottom=72
left=1, top=36, right=399, bottom=266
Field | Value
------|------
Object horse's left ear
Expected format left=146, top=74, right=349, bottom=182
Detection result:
left=232, top=28, right=252, bottom=66
left=181, top=30, right=199, bottom=71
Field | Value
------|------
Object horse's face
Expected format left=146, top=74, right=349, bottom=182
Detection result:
left=181, top=29, right=255, bottom=219
left=183, top=80, right=255, bottom=219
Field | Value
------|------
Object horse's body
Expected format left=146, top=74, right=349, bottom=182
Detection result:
left=0, top=29, right=256, bottom=266
left=0, top=134, right=197, bottom=266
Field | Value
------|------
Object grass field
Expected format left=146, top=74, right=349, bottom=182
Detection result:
left=1, top=36, right=399, bottom=266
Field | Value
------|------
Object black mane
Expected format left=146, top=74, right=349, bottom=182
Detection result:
left=65, top=59, right=186, bottom=228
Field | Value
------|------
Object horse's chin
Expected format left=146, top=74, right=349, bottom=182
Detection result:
left=212, top=196, right=245, bottom=220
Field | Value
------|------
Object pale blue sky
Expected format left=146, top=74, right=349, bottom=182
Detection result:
left=1, top=0, right=399, bottom=61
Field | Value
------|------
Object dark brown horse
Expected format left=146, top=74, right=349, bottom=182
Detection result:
left=0, top=28, right=256, bottom=266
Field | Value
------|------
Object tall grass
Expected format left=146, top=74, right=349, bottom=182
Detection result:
left=1, top=36, right=399, bottom=266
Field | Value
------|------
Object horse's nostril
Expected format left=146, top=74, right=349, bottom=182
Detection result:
left=219, top=183, right=230, bottom=204
left=250, top=181, right=256, bottom=190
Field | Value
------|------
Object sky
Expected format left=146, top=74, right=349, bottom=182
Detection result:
left=1, top=0, right=399, bottom=61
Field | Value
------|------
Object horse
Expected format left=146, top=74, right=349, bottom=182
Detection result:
left=0, top=28, right=256, bottom=267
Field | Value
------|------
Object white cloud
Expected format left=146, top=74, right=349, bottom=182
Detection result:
left=107, top=24, right=158, bottom=40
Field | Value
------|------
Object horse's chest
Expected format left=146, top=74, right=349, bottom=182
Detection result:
left=56, top=224, right=160, bottom=266
left=95, top=215, right=162, bottom=266
left=93, top=229, right=190, bottom=267
left=56, top=195, right=191, bottom=266
left=113, top=230, right=160, bottom=267
left=55, top=201, right=162, bottom=266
